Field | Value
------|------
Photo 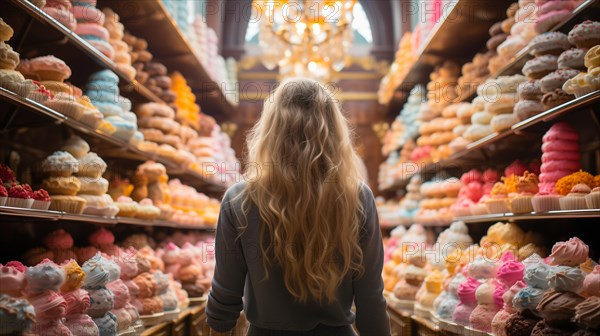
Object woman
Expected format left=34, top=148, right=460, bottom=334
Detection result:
left=207, top=78, right=390, bottom=336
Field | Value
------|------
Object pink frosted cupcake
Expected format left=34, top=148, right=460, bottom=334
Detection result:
left=585, top=187, right=600, bottom=209
left=509, top=171, right=539, bottom=213
left=471, top=196, right=490, bottom=215
left=559, top=183, right=591, bottom=210
left=485, top=182, right=510, bottom=214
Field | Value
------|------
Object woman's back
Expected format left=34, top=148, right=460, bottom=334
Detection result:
left=206, top=78, right=390, bottom=335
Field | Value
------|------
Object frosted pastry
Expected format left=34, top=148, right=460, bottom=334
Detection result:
left=25, top=259, right=66, bottom=293
left=60, top=135, right=90, bottom=159
left=491, top=281, right=527, bottom=336
left=41, top=151, right=79, bottom=177
left=583, top=265, right=600, bottom=296
left=0, top=263, right=25, bottom=297
left=536, top=290, right=584, bottom=325
left=17, top=56, right=72, bottom=81
left=453, top=277, right=481, bottom=326
left=0, top=294, right=35, bottom=335
left=549, top=237, right=589, bottom=266
left=547, top=265, right=585, bottom=292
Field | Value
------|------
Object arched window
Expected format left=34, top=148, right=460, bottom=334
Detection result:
left=244, top=2, right=372, bottom=46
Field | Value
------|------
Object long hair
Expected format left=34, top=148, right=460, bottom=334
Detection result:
left=241, top=78, right=365, bottom=304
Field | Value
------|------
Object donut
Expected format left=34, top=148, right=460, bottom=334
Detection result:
left=42, top=7, right=77, bottom=30
left=539, top=170, right=577, bottom=183
left=484, top=94, right=518, bottom=115
left=491, top=113, right=517, bottom=132
left=528, top=32, right=571, bottom=57
left=567, top=20, right=600, bottom=49
left=558, top=48, right=588, bottom=70
left=110, top=39, right=128, bottom=53
left=487, top=34, right=508, bottom=51
left=75, top=23, right=109, bottom=41
left=115, top=64, right=136, bottom=81
left=540, top=69, right=580, bottom=93
left=534, top=10, right=571, bottom=34
left=540, top=160, right=582, bottom=173
left=514, top=100, right=544, bottom=121
left=489, top=22, right=504, bottom=36
left=541, top=139, right=579, bottom=152
left=463, top=124, right=494, bottom=141
left=92, top=101, right=123, bottom=117
left=498, top=36, right=526, bottom=59
left=72, top=5, right=105, bottom=25
left=471, top=111, right=493, bottom=125
left=522, top=55, right=558, bottom=79
left=140, top=128, right=164, bottom=142
left=537, top=0, right=575, bottom=16
left=541, top=153, right=581, bottom=166
left=541, top=89, right=575, bottom=109
left=518, top=80, right=543, bottom=100
left=86, top=39, right=115, bottom=59
left=113, top=51, right=131, bottom=64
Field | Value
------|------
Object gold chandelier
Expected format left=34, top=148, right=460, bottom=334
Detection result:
left=253, top=0, right=357, bottom=82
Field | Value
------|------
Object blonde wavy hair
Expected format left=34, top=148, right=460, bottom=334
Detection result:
left=241, top=78, right=365, bottom=304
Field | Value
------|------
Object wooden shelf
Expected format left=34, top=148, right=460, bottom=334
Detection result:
left=490, top=0, right=600, bottom=80
left=5, top=0, right=165, bottom=105
left=0, top=206, right=216, bottom=231
left=0, top=87, right=227, bottom=194
left=97, top=0, right=237, bottom=121
left=386, top=0, right=514, bottom=112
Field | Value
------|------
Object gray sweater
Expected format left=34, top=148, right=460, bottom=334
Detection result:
left=206, top=182, right=391, bottom=335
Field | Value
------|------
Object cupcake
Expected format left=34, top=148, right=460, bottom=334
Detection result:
left=0, top=183, right=7, bottom=206
left=5, top=184, right=34, bottom=208
left=42, top=176, right=81, bottom=196
left=509, top=171, right=539, bottom=213
left=585, top=187, right=600, bottom=209
left=48, top=195, right=87, bottom=214
left=559, top=184, right=591, bottom=210
left=532, top=192, right=562, bottom=213
left=31, top=189, right=51, bottom=210
left=486, top=182, right=510, bottom=214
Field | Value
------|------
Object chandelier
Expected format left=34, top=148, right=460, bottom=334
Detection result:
left=253, top=0, right=356, bottom=82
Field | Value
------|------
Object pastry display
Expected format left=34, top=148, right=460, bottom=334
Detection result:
left=74, top=1, right=114, bottom=59
left=25, top=259, right=71, bottom=335
left=42, top=0, right=77, bottom=30
left=85, top=70, right=139, bottom=142
left=60, top=259, right=99, bottom=336
left=381, top=85, right=425, bottom=156
left=102, top=8, right=136, bottom=80
left=82, top=254, right=117, bottom=335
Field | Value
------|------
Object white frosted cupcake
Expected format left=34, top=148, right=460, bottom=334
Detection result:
left=585, top=187, right=600, bottom=209
left=559, top=184, right=591, bottom=210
